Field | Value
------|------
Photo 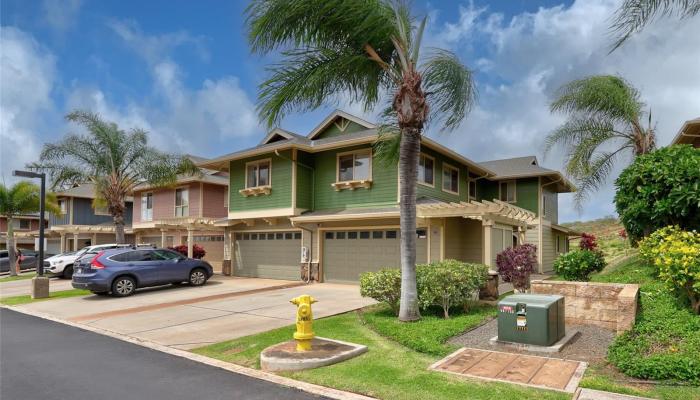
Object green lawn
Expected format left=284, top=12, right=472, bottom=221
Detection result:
left=194, top=309, right=567, bottom=400
left=1, top=289, right=91, bottom=305
left=576, top=257, right=700, bottom=400
left=0, top=273, right=36, bottom=283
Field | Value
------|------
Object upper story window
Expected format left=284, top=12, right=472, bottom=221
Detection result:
left=468, top=179, right=477, bottom=200
left=442, top=164, right=459, bottom=194
left=246, top=159, right=271, bottom=188
left=418, top=154, right=434, bottom=186
left=175, top=188, right=189, bottom=217
left=337, top=150, right=371, bottom=182
left=58, top=199, right=67, bottom=214
left=499, top=180, right=516, bottom=203
left=141, top=192, right=153, bottom=221
left=94, top=204, right=110, bottom=216
left=12, top=219, right=31, bottom=230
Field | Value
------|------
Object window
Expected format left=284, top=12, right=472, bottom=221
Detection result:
left=13, top=219, right=31, bottom=230
left=276, top=233, right=283, bottom=240
left=175, top=188, right=189, bottom=217
left=442, top=164, right=459, bottom=194
left=58, top=199, right=67, bottom=214
left=294, top=232, right=301, bottom=240
left=246, top=159, right=271, bottom=188
left=94, top=204, right=110, bottom=216
left=416, top=229, right=427, bottom=239
left=267, top=233, right=275, bottom=240
left=556, top=235, right=561, bottom=253
left=336, top=231, right=346, bottom=239
left=542, top=194, right=547, bottom=216
left=337, top=150, right=371, bottom=182
left=325, top=232, right=334, bottom=239
left=418, top=154, right=434, bottom=186
left=154, top=250, right=184, bottom=260
left=141, top=193, right=153, bottom=221
left=372, top=231, right=383, bottom=239
left=385, top=230, right=397, bottom=239
left=359, top=231, right=370, bottom=239
left=250, top=233, right=258, bottom=240
left=285, top=232, right=293, bottom=240
left=348, top=231, right=358, bottom=239
left=468, top=179, right=477, bottom=200
left=499, top=181, right=516, bottom=203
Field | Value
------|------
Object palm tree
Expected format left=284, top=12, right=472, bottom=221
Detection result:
left=29, top=111, right=199, bottom=244
left=610, top=0, right=700, bottom=51
left=246, top=0, right=476, bottom=321
left=0, top=182, right=60, bottom=276
left=545, top=75, right=656, bottom=207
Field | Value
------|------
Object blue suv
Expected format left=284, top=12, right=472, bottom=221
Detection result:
left=72, top=247, right=213, bottom=297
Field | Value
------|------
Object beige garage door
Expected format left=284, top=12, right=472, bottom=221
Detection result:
left=234, top=231, right=301, bottom=280
left=195, top=234, right=225, bottom=272
left=323, top=229, right=428, bottom=283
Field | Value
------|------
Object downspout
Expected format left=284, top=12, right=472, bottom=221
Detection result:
left=274, top=149, right=315, bottom=210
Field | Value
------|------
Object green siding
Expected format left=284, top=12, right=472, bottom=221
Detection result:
left=314, top=145, right=397, bottom=210
left=314, top=120, right=368, bottom=139
left=477, top=180, right=499, bottom=203
left=478, top=178, right=540, bottom=215
left=296, top=151, right=315, bottom=210
left=229, top=151, right=293, bottom=212
left=416, top=145, right=469, bottom=203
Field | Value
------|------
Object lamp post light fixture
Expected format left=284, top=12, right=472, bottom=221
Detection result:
left=12, top=169, right=49, bottom=299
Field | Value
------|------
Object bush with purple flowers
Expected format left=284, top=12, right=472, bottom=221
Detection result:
left=496, top=244, right=538, bottom=292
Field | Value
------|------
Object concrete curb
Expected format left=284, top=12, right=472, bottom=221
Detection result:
left=2, top=305, right=376, bottom=400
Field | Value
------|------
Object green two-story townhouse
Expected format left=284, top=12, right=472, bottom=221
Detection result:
left=199, top=110, right=578, bottom=282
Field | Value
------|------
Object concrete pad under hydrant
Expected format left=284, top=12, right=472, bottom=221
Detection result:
left=261, top=337, right=367, bottom=372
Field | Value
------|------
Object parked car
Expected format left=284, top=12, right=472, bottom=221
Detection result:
left=0, top=250, right=38, bottom=273
left=44, top=244, right=131, bottom=279
left=72, top=247, right=214, bottom=297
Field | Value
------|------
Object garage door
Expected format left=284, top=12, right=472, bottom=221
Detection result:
left=323, top=229, right=428, bottom=283
left=234, top=231, right=301, bottom=280
left=195, top=235, right=225, bottom=272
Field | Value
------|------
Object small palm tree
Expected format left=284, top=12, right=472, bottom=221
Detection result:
left=29, top=111, right=199, bottom=244
left=246, top=0, right=476, bottom=321
left=0, top=182, right=60, bottom=276
left=610, top=0, right=700, bottom=51
left=545, top=75, right=656, bottom=207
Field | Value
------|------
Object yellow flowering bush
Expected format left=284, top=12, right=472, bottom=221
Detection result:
left=640, top=226, right=700, bottom=314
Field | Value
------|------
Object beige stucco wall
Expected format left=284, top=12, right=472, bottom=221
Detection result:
left=444, top=218, right=483, bottom=263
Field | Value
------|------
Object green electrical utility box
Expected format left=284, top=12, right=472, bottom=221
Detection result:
left=497, top=294, right=565, bottom=346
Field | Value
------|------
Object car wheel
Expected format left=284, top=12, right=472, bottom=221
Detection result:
left=111, top=276, right=136, bottom=297
left=62, top=265, right=74, bottom=279
left=189, top=268, right=208, bottom=286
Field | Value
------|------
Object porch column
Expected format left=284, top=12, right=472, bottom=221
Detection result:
left=73, top=233, right=79, bottom=251
left=160, top=229, right=167, bottom=248
left=59, top=233, right=66, bottom=253
left=518, top=226, right=526, bottom=245
left=222, top=227, right=232, bottom=276
left=482, top=219, right=493, bottom=267
left=92, top=233, right=98, bottom=246
left=187, top=227, right=194, bottom=258
left=135, top=233, right=141, bottom=245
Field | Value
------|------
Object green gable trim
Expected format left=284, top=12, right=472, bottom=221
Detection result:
left=229, top=151, right=293, bottom=212
left=313, top=119, right=369, bottom=140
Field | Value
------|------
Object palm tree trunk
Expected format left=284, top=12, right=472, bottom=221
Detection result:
left=398, top=127, right=421, bottom=322
left=113, top=211, right=126, bottom=244
left=7, top=218, right=16, bottom=276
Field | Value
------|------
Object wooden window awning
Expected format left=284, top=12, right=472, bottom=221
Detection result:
left=331, top=180, right=372, bottom=191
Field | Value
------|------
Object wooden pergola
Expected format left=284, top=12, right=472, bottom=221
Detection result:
left=417, top=199, right=537, bottom=227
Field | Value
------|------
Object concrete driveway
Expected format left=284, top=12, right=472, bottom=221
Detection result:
left=0, top=276, right=73, bottom=298
left=11, top=276, right=375, bottom=350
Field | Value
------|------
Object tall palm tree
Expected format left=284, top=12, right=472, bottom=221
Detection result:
left=246, top=0, right=476, bottom=321
left=0, top=182, right=60, bottom=276
left=610, top=0, right=700, bottom=51
left=29, top=110, right=199, bottom=244
left=545, top=75, right=656, bottom=207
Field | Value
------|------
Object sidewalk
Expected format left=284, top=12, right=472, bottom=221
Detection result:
left=575, top=388, right=653, bottom=400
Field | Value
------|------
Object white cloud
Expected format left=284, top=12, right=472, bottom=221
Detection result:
left=42, top=0, right=82, bottom=33
left=428, top=0, right=700, bottom=222
left=0, top=27, right=57, bottom=184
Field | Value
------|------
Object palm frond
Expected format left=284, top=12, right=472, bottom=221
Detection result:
left=571, top=148, right=628, bottom=209
left=373, top=123, right=401, bottom=166
left=421, top=49, right=477, bottom=131
left=609, top=0, right=700, bottom=51
left=544, top=116, right=619, bottom=156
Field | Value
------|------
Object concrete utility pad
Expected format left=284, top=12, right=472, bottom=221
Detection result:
left=261, top=337, right=368, bottom=371
left=430, top=347, right=586, bottom=393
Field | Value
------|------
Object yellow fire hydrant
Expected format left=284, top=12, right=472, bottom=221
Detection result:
left=290, top=294, right=317, bottom=351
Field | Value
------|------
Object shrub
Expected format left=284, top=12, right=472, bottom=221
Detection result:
left=416, top=260, right=488, bottom=318
left=639, top=226, right=700, bottom=314
left=496, top=244, right=537, bottom=292
left=553, top=250, right=606, bottom=281
left=359, top=268, right=402, bottom=315
left=578, top=233, right=598, bottom=251
left=615, top=145, right=700, bottom=244
left=168, top=244, right=206, bottom=259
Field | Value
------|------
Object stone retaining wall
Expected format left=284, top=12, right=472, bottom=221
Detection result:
left=530, top=280, right=639, bottom=334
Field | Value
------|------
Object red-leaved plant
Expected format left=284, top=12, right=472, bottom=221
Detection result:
left=168, top=244, right=206, bottom=259
left=618, top=229, right=627, bottom=240
left=579, top=233, right=598, bottom=251
left=496, top=244, right=538, bottom=292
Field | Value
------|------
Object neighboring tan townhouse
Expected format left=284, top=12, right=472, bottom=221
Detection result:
left=199, top=110, right=578, bottom=283
left=0, top=214, right=47, bottom=250
left=671, top=117, right=700, bottom=148
left=131, top=157, right=229, bottom=271
left=45, top=183, right=134, bottom=254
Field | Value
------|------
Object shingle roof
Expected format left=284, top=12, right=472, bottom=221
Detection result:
left=54, top=183, right=99, bottom=199
left=478, top=156, right=558, bottom=178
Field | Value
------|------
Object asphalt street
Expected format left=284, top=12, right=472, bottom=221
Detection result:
left=0, top=308, right=327, bottom=400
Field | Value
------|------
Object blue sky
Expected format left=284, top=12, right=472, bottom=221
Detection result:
left=2, top=0, right=698, bottom=222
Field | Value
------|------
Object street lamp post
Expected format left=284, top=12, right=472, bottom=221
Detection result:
left=13, top=170, right=49, bottom=299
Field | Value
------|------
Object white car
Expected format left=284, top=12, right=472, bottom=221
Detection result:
left=45, top=244, right=131, bottom=279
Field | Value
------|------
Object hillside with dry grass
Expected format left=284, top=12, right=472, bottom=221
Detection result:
left=562, top=216, right=633, bottom=262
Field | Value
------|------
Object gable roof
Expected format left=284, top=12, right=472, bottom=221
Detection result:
left=54, top=183, right=136, bottom=202
left=478, top=156, right=575, bottom=192
left=306, top=110, right=376, bottom=139
left=671, top=117, right=700, bottom=146
left=259, top=128, right=307, bottom=145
